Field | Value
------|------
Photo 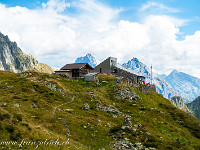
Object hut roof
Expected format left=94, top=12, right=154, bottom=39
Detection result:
left=61, top=63, right=93, bottom=70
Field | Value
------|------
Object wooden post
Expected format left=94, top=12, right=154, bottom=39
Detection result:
left=150, top=65, right=153, bottom=85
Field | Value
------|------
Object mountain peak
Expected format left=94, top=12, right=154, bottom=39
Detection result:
left=131, top=57, right=139, bottom=62
left=123, top=57, right=185, bottom=99
left=75, top=53, right=97, bottom=68
left=171, top=69, right=179, bottom=74
left=165, top=69, right=200, bottom=102
left=86, top=53, right=92, bottom=57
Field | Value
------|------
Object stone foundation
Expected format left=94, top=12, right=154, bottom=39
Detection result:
left=132, top=84, right=156, bottom=93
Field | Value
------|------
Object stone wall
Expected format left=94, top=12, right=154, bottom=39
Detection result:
left=112, top=67, right=138, bottom=83
left=132, top=84, right=156, bottom=93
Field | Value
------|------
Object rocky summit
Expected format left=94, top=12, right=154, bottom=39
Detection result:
left=0, top=32, right=54, bottom=73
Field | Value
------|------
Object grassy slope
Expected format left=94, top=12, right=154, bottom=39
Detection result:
left=0, top=71, right=199, bottom=150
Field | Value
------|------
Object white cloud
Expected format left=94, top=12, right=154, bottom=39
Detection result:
left=42, top=0, right=70, bottom=12
left=0, top=0, right=200, bottom=78
left=140, top=1, right=180, bottom=14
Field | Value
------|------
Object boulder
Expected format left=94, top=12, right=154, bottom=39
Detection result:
left=82, top=103, right=90, bottom=110
left=122, top=115, right=132, bottom=130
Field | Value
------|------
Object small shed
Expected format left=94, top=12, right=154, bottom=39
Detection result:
left=84, top=73, right=98, bottom=82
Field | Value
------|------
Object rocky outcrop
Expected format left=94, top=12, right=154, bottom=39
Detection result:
left=113, top=138, right=156, bottom=150
left=169, top=96, right=190, bottom=113
left=0, top=32, right=54, bottom=73
left=96, top=103, right=124, bottom=116
left=187, top=96, right=200, bottom=119
left=46, top=81, right=66, bottom=96
left=121, top=115, right=132, bottom=130
left=82, top=103, right=90, bottom=110
left=114, top=86, right=140, bottom=102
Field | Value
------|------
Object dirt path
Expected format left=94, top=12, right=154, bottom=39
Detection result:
left=53, top=96, right=76, bottom=116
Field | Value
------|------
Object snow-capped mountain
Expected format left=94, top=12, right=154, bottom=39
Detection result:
left=159, top=74, right=167, bottom=80
left=165, top=69, right=200, bottom=103
left=75, top=53, right=97, bottom=68
left=122, top=58, right=151, bottom=79
left=122, top=58, right=185, bottom=99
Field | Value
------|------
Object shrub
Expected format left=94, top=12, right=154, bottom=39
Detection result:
left=0, top=113, right=3, bottom=121
left=12, top=96, right=21, bottom=99
left=22, top=98, right=28, bottom=101
left=0, top=123, right=3, bottom=130
left=14, top=114, right=22, bottom=122
left=21, top=123, right=31, bottom=131
left=123, top=127, right=134, bottom=134
left=2, top=113, right=10, bottom=120
left=5, top=125, right=15, bottom=133
left=110, top=125, right=122, bottom=133
left=10, top=132, right=21, bottom=141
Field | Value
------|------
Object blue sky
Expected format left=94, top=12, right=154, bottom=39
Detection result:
left=0, top=0, right=200, bottom=77
left=1, top=0, right=200, bottom=40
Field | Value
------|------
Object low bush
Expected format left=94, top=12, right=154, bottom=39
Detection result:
left=5, top=125, right=15, bottom=133
left=14, top=114, right=22, bottom=122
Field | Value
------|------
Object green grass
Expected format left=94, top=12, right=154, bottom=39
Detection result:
left=0, top=71, right=199, bottom=150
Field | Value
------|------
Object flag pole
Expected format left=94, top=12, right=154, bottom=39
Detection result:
left=150, top=65, right=152, bottom=85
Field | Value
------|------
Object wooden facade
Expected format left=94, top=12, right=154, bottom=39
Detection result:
left=55, top=63, right=93, bottom=79
left=54, top=70, right=72, bottom=78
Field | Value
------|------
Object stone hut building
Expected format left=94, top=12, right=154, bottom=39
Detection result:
left=93, top=57, right=145, bottom=84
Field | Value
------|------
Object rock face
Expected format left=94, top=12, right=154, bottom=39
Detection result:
left=46, top=81, right=66, bottom=96
left=169, top=96, right=190, bottom=113
left=165, top=69, right=200, bottom=103
left=75, top=53, right=97, bottom=68
left=187, top=96, right=200, bottom=119
left=96, top=103, right=124, bottom=116
left=0, top=32, right=54, bottom=73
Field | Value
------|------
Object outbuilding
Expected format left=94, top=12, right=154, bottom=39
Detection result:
left=84, top=72, right=98, bottom=82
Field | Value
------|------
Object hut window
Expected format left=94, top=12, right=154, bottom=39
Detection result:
left=112, top=69, right=117, bottom=73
